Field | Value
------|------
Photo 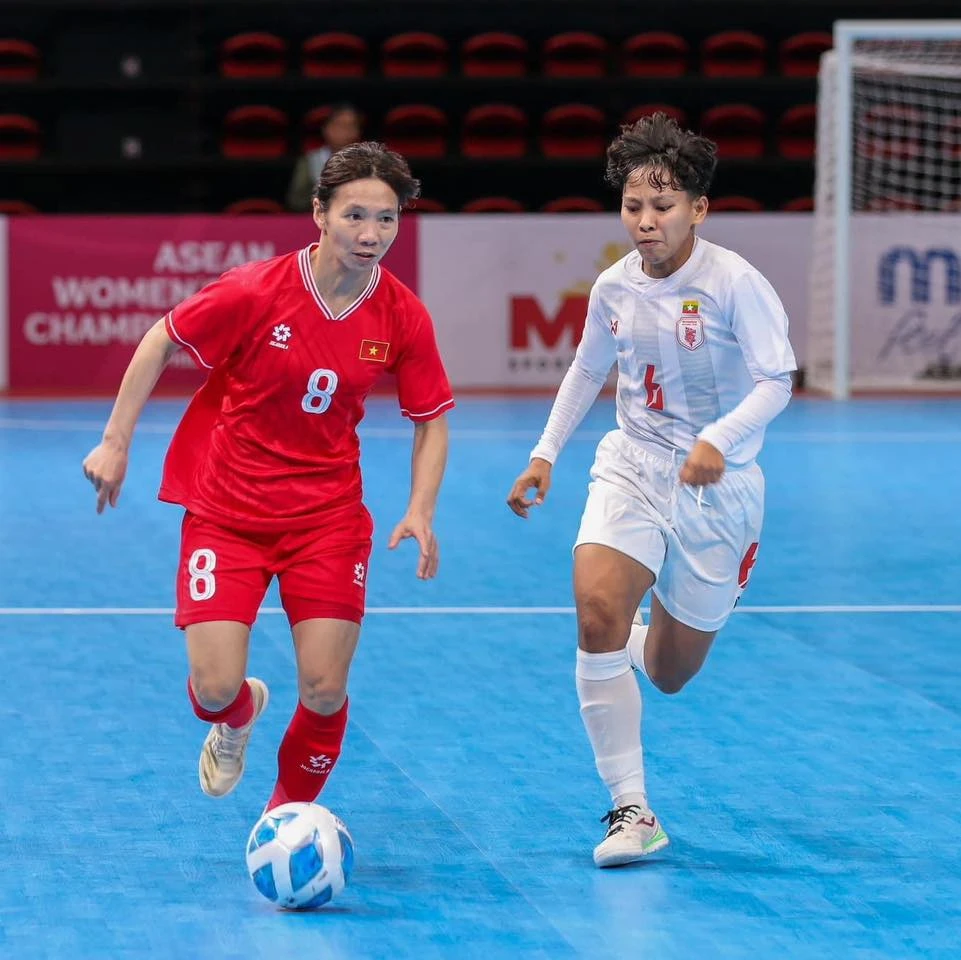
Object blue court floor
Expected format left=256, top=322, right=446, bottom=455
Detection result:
left=0, top=395, right=959, bottom=960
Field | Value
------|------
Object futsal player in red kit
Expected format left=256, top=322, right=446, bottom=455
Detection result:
left=82, top=142, right=454, bottom=811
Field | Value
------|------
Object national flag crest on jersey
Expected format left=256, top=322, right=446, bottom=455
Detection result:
left=677, top=300, right=704, bottom=351
left=359, top=339, right=390, bottom=362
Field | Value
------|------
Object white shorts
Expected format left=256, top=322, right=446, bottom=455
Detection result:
left=574, top=430, right=764, bottom=632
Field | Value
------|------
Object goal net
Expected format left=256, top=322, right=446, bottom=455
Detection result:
left=807, top=22, right=961, bottom=396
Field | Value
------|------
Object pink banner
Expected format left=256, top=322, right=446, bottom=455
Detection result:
left=7, top=215, right=418, bottom=392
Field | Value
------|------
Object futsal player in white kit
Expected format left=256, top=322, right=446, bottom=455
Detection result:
left=507, top=113, right=797, bottom=867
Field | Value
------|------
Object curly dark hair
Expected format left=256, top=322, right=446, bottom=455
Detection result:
left=605, top=112, right=718, bottom=197
left=313, top=141, right=422, bottom=210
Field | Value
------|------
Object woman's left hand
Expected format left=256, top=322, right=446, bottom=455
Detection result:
left=388, top=512, right=439, bottom=580
left=679, top=440, right=726, bottom=486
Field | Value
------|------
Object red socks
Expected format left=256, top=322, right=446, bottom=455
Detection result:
left=267, top=698, right=348, bottom=809
left=187, top=678, right=254, bottom=728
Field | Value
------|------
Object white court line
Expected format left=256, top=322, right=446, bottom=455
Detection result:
left=0, top=605, right=959, bottom=616
left=2, top=417, right=961, bottom=443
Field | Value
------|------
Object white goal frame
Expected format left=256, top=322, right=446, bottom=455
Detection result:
left=828, top=19, right=961, bottom=398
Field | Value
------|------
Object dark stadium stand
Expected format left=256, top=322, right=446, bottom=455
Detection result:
left=0, top=0, right=956, bottom=213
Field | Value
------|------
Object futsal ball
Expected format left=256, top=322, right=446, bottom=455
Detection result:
left=245, top=802, right=354, bottom=909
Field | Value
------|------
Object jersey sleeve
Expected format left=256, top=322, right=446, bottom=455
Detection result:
left=573, top=281, right=617, bottom=380
left=164, top=269, right=251, bottom=370
left=392, top=299, right=455, bottom=422
left=728, top=269, right=798, bottom=380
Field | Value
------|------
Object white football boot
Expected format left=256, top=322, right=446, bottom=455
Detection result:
left=593, top=803, right=670, bottom=867
left=198, top=677, right=269, bottom=798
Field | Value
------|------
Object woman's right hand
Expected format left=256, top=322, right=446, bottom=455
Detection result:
left=82, top=440, right=129, bottom=514
left=506, top=457, right=553, bottom=518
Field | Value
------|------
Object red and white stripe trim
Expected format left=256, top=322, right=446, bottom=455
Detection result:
left=298, top=244, right=381, bottom=321
left=401, top=397, right=456, bottom=421
left=164, top=311, right=212, bottom=369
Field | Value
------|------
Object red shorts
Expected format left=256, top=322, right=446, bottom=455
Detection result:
left=175, top=508, right=373, bottom=629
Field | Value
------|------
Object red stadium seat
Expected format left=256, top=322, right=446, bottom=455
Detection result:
left=864, top=195, right=923, bottom=212
left=410, top=197, right=447, bottom=213
left=701, top=30, right=767, bottom=78
left=0, top=114, right=41, bottom=159
left=221, top=106, right=288, bottom=158
left=542, top=32, right=608, bottom=77
left=781, top=196, right=814, bottom=212
left=462, top=196, right=526, bottom=213
left=0, top=199, right=38, bottom=214
left=461, top=104, right=528, bottom=158
left=0, top=39, right=41, bottom=81
left=301, top=33, right=367, bottom=77
left=777, top=104, right=817, bottom=159
left=224, top=197, right=285, bottom=214
left=540, top=104, right=606, bottom=158
left=700, top=104, right=766, bottom=158
left=381, top=32, right=449, bottom=77
left=542, top=196, right=604, bottom=212
left=383, top=104, right=448, bottom=157
left=461, top=32, right=527, bottom=77
left=621, top=32, right=689, bottom=77
left=710, top=195, right=765, bottom=212
left=779, top=32, right=832, bottom=78
left=219, top=33, right=287, bottom=79
left=622, top=104, right=689, bottom=130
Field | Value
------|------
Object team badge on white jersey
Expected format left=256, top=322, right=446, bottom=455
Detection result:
left=676, top=300, right=704, bottom=351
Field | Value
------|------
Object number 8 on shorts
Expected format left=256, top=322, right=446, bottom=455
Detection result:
left=188, top=548, right=217, bottom=601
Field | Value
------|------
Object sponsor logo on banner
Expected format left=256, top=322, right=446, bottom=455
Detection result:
left=7, top=216, right=417, bottom=391
left=878, top=247, right=961, bottom=305
left=508, top=241, right=631, bottom=375
left=869, top=235, right=961, bottom=384
left=418, top=214, right=813, bottom=389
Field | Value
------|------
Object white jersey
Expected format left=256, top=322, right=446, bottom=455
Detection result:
left=550, top=236, right=797, bottom=468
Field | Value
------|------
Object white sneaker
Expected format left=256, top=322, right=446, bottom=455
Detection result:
left=593, top=804, right=669, bottom=867
left=198, top=677, right=269, bottom=798
left=627, top=606, right=647, bottom=673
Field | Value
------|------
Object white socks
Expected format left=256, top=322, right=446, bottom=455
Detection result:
left=575, top=647, right=646, bottom=806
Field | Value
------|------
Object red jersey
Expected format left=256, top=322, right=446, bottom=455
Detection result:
left=159, top=244, right=455, bottom=532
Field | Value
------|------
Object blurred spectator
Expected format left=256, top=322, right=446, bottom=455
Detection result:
left=286, top=103, right=363, bottom=211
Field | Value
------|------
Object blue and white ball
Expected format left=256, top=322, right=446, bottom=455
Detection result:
left=245, top=802, right=354, bottom=909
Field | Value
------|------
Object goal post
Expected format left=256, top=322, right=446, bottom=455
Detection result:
left=808, top=20, right=961, bottom=397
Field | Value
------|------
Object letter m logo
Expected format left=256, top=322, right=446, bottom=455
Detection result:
left=510, top=295, right=587, bottom=349
left=878, top=247, right=961, bottom=304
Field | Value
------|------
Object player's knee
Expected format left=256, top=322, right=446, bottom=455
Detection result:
left=577, top=593, right=630, bottom=653
left=298, top=674, right=347, bottom=714
left=648, top=668, right=690, bottom=695
left=190, top=675, right=245, bottom=712
left=645, top=654, right=697, bottom=694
